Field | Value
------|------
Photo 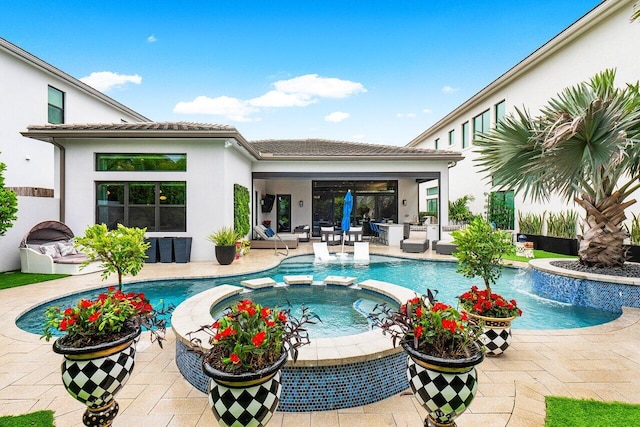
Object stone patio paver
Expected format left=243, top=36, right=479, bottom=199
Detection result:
left=1, top=242, right=639, bottom=426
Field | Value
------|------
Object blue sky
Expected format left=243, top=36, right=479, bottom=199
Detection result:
left=3, top=1, right=601, bottom=145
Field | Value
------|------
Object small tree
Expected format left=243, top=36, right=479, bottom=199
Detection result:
left=75, top=224, right=149, bottom=291
left=448, top=194, right=476, bottom=223
left=0, top=157, right=18, bottom=236
left=451, top=217, right=514, bottom=295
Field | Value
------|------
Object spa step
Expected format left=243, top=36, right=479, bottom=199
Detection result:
left=283, top=275, right=313, bottom=285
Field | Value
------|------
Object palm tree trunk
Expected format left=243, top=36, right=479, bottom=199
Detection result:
left=574, top=192, right=635, bottom=267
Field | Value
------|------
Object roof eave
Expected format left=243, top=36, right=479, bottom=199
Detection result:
left=257, top=154, right=464, bottom=162
left=1, top=37, right=150, bottom=122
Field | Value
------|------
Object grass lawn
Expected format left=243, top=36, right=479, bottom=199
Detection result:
left=502, top=249, right=577, bottom=263
left=545, top=396, right=640, bottom=426
left=0, top=270, right=68, bottom=290
left=0, top=410, right=54, bottom=426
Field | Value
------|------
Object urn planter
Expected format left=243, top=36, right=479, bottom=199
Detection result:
left=203, top=351, right=288, bottom=427
left=52, top=326, right=141, bottom=427
left=469, top=313, right=516, bottom=356
left=215, top=245, right=237, bottom=265
left=402, top=342, right=484, bottom=427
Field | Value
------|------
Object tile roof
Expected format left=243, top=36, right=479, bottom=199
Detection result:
left=26, top=121, right=236, bottom=132
left=249, top=138, right=461, bottom=160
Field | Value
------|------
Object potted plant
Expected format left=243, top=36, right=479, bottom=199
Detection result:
left=188, top=299, right=315, bottom=427
left=370, top=290, right=484, bottom=427
left=452, top=217, right=522, bottom=356
left=207, top=226, right=240, bottom=265
left=41, top=223, right=169, bottom=426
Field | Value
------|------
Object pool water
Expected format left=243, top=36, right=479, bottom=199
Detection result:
left=210, top=286, right=399, bottom=338
left=16, top=254, right=620, bottom=335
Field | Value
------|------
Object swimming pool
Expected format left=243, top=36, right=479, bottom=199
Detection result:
left=16, top=254, right=620, bottom=334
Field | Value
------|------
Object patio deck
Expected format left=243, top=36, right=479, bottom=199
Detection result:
left=1, top=242, right=639, bottom=426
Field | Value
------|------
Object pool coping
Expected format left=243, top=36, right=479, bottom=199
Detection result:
left=529, top=258, right=640, bottom=286
left=171, top=278, right=418, bottom=367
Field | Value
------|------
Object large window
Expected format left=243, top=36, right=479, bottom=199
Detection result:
left=473, top=109, right=490, bottom=138
left=96, top=181, right=186, bottom=231
left=461, top=121, right=469, bottom=149
left=48, top=86, right=64, bottom=124
left=448, top=129, right=455, bottom=146
left=425, top=186, right=438, bottom=217
left=96, top=154, right=186, bottom=171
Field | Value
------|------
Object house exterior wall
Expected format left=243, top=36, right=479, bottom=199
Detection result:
left=409, top=0, right=640, bottom=231
left=56, top=138, right=252, bottom=262
left=0, top=39, right=147, bottom=272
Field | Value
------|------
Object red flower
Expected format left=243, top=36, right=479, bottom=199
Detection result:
left=278, top=312, right=287, bottom=322
left=431, top=302, right=450, bottom=312
left=80, top=300, right=93, bottom=309
left=415, top=306, right=423, bottom=317
left=229, top=353, right=241, bottom=365
left=252, top=331, right=266, bottom=347
left=261, top=307, right=271, bottom=318
left=414, top=325, right=423, bottom=338
left=60, top=319, right=68, bottom=331
left=220, top=327, right=236, bottom=338
left=266, top=319, right=275, bottom=327
left=88, top=311, right=101, bottom=323
left=442, top=319, right=457, bottom=333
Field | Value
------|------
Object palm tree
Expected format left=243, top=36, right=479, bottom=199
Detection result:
left=475, top=70, right=640, bottom=267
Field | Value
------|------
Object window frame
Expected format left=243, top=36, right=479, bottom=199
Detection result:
left=95, top=181, right=187, bottom=232
left=448, top=129, right=455, bottom=146
left=48, top=85, right=65, bottom=124
left=461, top=121, right=469, bottom=149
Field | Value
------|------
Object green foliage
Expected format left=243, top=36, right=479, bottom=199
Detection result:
left=0, top=157, right=18, bottom=236
left=74, top=224, right=149, bottom=291
left=451, top=217, right=515, bottom=294
left=448, top=195, right=477, bottom=223
left=207, top=226, right=240, bottom=246
left=518, top=211, right=545, bottom=235
left=233, top=184, right=250, bottom=237
left=0, top=410, right=54, bottom=427
left=475, top=69, right=640, bottom=204
left=628, top=213, right=640, bottom=245
left=545, top=396, right=640, bottom=427
left=546, top=210, right=578, bottom=238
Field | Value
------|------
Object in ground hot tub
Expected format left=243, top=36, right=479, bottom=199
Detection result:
left=171, top=279, right=416, bottom=412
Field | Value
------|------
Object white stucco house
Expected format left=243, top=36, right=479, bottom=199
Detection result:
left=21, top=124, right=460, bottom=263
left=408, top=0, right=640, bottom=232
left=0, top=37, right=149, bottom=272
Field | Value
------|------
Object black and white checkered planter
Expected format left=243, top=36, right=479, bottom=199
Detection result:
left=203, top=351, right=288, bottom=427
left=470, top=314, right=516, bottom=356
left=53, top=327, right=140, bottom=427
left=402, top=342, right=484, bottom=427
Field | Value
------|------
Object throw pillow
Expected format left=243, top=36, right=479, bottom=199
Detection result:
left=56, top=241, right=78, bottom=256
left=40, top=244, right=60, bottom=258
left=265, top=228, right=275, bottom=237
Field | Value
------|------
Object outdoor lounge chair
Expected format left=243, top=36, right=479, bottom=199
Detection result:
left=253, top=225, right=298, bottom=255
left=313, top=242, right=336, bottom=261
left=353, top=241, right=370, bottom=262
left=321, top=226, right=340, bottom=245
left=401, top=226, right=429, bottom=253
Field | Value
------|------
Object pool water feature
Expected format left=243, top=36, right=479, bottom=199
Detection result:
left=17, top=254, right=619, bottom=335
left=210, top=285, right=398, bottom=339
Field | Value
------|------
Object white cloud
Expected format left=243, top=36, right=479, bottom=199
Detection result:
left=173, top=73, right=366, bottom=122
left=249, top=90, right=316, bottom=107
left=173, top=96, right=259, bottom=122
left=325, top=112, right=350, bottom=123
left=274, top=74, right=366, bottom=98
left=422, top=108, right=432, bottom=114
left=147, top=35, right=157, bottom=43
left=442, top=86, right=459, bottom=93
left=80, top=71, right=142, bottom=92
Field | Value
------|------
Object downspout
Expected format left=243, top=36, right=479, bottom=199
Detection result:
left=48, top=137, right=65, bottom=223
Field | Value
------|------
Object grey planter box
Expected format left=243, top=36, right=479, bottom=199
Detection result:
left=173, top=237, right=192, bottom=263
left=158, top=237, right=174, bottom=263
left=145, top=237, right=159, bottom=263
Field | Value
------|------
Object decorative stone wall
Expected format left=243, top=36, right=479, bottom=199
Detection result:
left=175, top=340, right=408, bottom=412
left=531, top=269, right=640, bottom=312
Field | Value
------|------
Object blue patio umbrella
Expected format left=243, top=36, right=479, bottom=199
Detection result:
left=340, top=190, right=353, bottom=254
